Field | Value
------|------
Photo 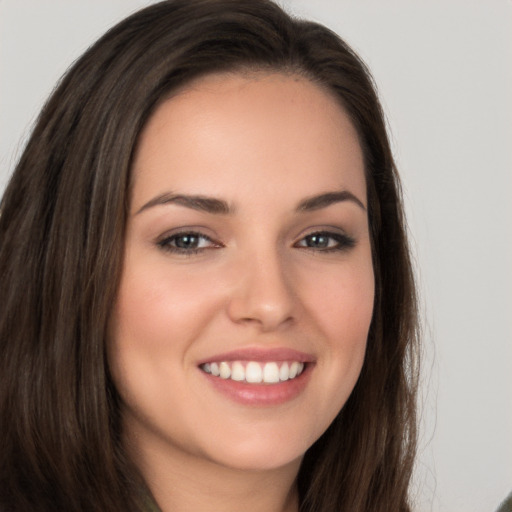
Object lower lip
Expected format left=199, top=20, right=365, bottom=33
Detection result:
left=200, top=364, right=313, bottom=406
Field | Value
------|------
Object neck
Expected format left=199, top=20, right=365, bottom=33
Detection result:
left=127, top=433, right=301, bottom=512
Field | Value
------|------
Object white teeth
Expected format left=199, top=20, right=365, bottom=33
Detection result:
left=231, top=361, right=245, bottom=381
left=246, top=361, right=263, bottom=383
left=289, top=361, right=299, bottom=379
left=210, top=362, right=220, bottom=376
left=279, top=362, right=290, bottom=381
left=201, top=360, right=306, bottom=384
left=219, top=362, right=231, bottom=379
left=263, top=362, right=280, bottom=383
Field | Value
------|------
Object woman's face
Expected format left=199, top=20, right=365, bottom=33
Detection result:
left=109, top=72, right=374, bottom=474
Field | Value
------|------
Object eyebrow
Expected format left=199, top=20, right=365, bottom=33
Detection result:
left=136, top=192, right=232, bottom=215
left=135, top=189, right=366, bottom=215
left=296, top=191, right=366, bottom=212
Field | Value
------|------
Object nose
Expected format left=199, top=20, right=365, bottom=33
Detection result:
left=226, top=248, right=296, bottom=332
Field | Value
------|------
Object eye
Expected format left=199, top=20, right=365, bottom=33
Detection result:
left=157, top=231, right=220, bottom=254
left=295, top=231, right=355, bottom=252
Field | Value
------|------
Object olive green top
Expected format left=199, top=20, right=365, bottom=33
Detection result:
left=496, top=491, right=512, bottom=512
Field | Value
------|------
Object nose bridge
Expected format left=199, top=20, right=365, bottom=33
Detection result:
left=227, top=241, right=296, bottom=330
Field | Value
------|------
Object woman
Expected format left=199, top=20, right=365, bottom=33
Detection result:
left=0, top=1, right=419, bottom=511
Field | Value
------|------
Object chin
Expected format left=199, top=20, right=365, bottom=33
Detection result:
left=196, top=420, right=322, bottom=473
left=208, top=446, right=304, bottom=473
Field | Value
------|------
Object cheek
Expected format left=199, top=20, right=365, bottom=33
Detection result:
left=303, top=257, right=374, bottom=343
left=106, top=259, right=228, bottom=426
left=111, top=259, right=226, bottom=356
left=107, top=261, right=229, bottom=441
left=299, top=254, right=374, bottom=388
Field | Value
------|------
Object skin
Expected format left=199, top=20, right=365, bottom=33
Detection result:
left=108, top=72, right=375, bottom=512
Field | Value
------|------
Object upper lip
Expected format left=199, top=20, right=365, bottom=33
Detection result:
left=197, top=347, right=315, bottom=365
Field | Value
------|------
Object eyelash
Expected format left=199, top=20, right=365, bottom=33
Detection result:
left=294, top=231, right=356, bottom=253
left=157, top=231, right=220, bottom=255
left=156, top=230, right=356, bottom=256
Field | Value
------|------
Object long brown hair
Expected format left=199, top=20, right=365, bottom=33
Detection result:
left=0, top=1, right=419, bottom=510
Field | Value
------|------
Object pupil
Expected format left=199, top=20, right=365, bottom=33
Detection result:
left=308, top=234, right=328, bottom=247
left=175, top=235, right=198, bottom=249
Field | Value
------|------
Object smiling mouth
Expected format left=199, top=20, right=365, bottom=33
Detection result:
left=200, top=361, right=305, bottom=384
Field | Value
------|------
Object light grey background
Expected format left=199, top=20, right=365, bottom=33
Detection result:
left=1, top=1, right=511, bottom=511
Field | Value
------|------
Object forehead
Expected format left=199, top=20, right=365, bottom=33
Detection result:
left=131, top=72, right=366, bottom=209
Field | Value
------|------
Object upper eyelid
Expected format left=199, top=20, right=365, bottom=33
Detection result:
left=298, top=231, right=353, bottom=240
left=155, top=227, right=354, bottom=247
left=157, top=227, right=347, bottom=238
left=293, top=230, right=356, bottom=250
left=159, top=231, right=217, bottom=244
left=156, top=232, right=222, bottom=256
left=293, top=226, right=351, bottom=241
left=156, top=227, right=216, bottom=241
